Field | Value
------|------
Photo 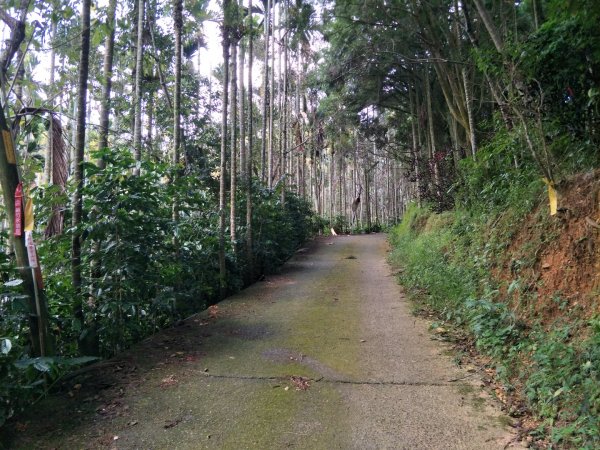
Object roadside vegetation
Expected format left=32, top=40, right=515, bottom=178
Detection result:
left=389, top=162, right=599, bottom=448
left=1, top=149, right=316, bottom=426
left=1, top=0, right=599, bottom=445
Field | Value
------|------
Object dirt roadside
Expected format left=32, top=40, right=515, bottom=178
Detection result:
left=3, top=234, right=523, bottom=449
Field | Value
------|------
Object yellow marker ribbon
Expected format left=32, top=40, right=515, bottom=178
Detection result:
left=2, top=129, right=16, bottom=164
left=543, top=178, right=558, bottom=216
left=24, top=197, right=34, bottom=231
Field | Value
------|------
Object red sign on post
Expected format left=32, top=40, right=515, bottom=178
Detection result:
left=14, top=182, right=23, bottom=237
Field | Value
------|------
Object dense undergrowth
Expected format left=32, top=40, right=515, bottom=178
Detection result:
left=391, top=206, right=600, bottom=448
left=0, top=148, right=318, bottom=427
left=389, top=191, right=599, bottom=447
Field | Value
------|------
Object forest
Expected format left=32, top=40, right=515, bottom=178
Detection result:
left=0, top=0, right=599, bottom=447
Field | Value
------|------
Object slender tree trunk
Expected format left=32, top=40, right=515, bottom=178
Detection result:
left=472, top=0, right=503, bottom=53
left=44, top=22, right=56, bottom=184
left=268, top=2, right=276, bottom=188
left=277, top=13, right=283, bottom=184
left=260, top=0, right=271, bottom=183
left=147, top=88, right=154, bottom=154
left=246, top=0, right=254, bottom=279
left=97, top=0, right=117, bottom=167
left=219, top=3, right=231, bottom=298
left=462, top=67, right=477, bottom=158
left=72, top=0, right=91, bottom=336
left=172, top=0, right=183, bottom=241
left=425, top=69, right=441, bottom=203
left=84, top=84, right=92, bottom=150
left=409, top=85, right=421, bottom=206
left=173, top=0, right=182, bottom=166
left=230, top=36, right=238, bottom=244
left=133, top=0, right=145, bottom=174
left=281, top=0, right=289, bottom=203
left=239, top=32, right=246, bottom=183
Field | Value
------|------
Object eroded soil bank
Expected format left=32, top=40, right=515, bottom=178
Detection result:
left=3, top=234, right=522, bottom=449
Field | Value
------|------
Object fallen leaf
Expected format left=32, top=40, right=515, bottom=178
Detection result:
left=159, top=375, right=178, bottom=388
left=208, top=305, right=219, bottom=319
left=290, top=376, right=311, bottom=391
left=164, top=418, right=182, bottom=429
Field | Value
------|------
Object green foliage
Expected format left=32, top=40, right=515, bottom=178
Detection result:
left=389, top=204, right=476, bottom=315
left=526, top=319, right=600, bottom=447
left=1, top=276, right=98, bottom=427
left=329, top=214, right=347, bottom=234
left=456, top=129, right=543, bottom=216
left=1, top=145, right=316, bottom=424
left=79, top=149, right=181, bottom=355
left=389, top=200, right=599, bottom=447
left=465, top=298, right=524, bottom=361
left=518, top=13, right=600, bottom=153
left=242, top=184, right=315, bottom=275
left=31, top=148, right=315, bottom=356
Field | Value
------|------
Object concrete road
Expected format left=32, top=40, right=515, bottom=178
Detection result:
left=9, top=234, right=521, bottom=449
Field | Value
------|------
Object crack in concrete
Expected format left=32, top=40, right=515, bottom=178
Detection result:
left=197, top=372, right=452, bottom=387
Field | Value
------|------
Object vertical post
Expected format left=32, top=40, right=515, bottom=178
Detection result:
left=0, top=104, right=51, bottom=356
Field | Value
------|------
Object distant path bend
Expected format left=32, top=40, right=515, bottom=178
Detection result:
left=13, top=234, right=522, bottom=450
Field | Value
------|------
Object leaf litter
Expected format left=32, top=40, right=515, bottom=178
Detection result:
left=290, top=376, right=311, bottom=391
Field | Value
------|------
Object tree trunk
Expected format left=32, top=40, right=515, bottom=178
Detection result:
left=173, top=0, right=182, bottom=166
left=472, top=0, right=503, bottom=53
left=72, top=0, right=91, bottom=339
left=230, top=35, right=238, bottom=244
left=97, top=0, right=117, bottom=167
left=246, top=0, right=254, bottom=279
left=281, top=0, right=289, bottom=204
left=239, top=29, right=246, bottom=183
left=133, top=0, right=145, bottom=174
left=462, top=66, right=477, bottom=158
left=44, top=21, right=56, bottom=184
left=260, top=0, right=271, bottom=184
left=172, top=0, right=183, bottom=240
left=219, top=2, right=231, bottom=298
left=147, top=88, right=154, bottom=154
left=409, top=85, right=421, bottom=206
left=268, top=2, right=276, bottom=188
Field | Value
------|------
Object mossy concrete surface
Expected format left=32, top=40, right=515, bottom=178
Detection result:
left=4, top=234, right=522, bottom=449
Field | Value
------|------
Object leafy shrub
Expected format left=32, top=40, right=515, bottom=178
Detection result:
left=389, top=201, right=599, bottom=447
left=526, top=320, right=599, bottom=447
left=389, top=204, right=475, bottom=314
left=1, top=146, right=317, bottom=425
left=1, top=282, right=97, bottom=427
left=332, top=214, right=349, bottom=234
left=465, top=298, right=524, bottom=360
